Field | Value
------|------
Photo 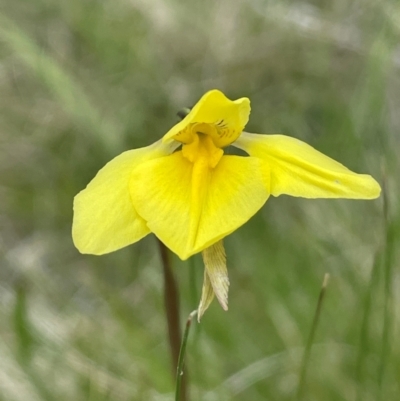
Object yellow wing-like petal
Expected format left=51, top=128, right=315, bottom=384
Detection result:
left=130, top=152, right=270, bottom=260
left=234, top=133, right=381, bottom=199
left=163, top=89, right=251, bottom=148
left=73, top=140, right=178, bottom=255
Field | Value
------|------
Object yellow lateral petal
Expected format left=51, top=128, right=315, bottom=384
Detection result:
left=130, top=152, right=270, bottom=260
left=163, top=90, right=251, bottom=147
left=234, top=133, right=381, bottom=199
left=73, top=140, right=178, bottom=255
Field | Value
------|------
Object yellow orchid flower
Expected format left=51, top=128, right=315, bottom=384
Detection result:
left=72, top=89, right=381, bottom=320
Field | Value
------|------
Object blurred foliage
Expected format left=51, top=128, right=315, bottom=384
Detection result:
left=1, top=0, right=399, bottom=400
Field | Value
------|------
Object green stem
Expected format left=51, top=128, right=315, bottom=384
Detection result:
left=296, top=273, right=330, bottom=401
left=176, top=310, right=198, bottom=401
left=355, top=251, right=381, bottom=401
left=157, top=240, right=187, bottom=400
left=188, top=256, right=198, bottom=309
left=377, top=169, right=394, bottom=400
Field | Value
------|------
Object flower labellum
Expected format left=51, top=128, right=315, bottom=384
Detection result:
left=72, top=90, right=381, bottom=320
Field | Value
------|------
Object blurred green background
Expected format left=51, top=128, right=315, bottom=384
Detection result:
left=0, top=0, right=399, bottom=400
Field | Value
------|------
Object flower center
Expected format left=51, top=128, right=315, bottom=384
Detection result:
left=181, top=123, right=224, bottom=168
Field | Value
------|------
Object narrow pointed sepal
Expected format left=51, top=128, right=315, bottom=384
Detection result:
left=198, top=270, right=215, bottom=322
left=198, top=241, right=229, bottom=321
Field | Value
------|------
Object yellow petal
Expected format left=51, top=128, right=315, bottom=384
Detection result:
left=130, top=152, right=270, bottom=260
left=73, top=140, right=178, bottom=255
left=198, top=240, right=229, bottom=321
left=163, top=89, right=251, bottom=148
left=234, top=133, right=381, bottom=199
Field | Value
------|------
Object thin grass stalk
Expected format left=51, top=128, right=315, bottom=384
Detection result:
left=296, top=273, right=330, bottom=401
left=354, top=251, right=381, bottom=401
left=377, top=170, right=395, bottom=399
left=176, top=310, right=198, bottom=401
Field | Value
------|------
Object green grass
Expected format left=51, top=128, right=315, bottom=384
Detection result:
left=1, top=0, right=399, bottom=400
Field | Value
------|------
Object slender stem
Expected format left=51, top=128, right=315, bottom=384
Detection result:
left=296, top=273, right=330, bottom=401
left=377, top=169, right=394, bottom=400
left=157, top=240, right=187, bottom=400
left=188, top=256, right=198, bottom=309
left=176, top=310, right=198, bottom=401
left=355, top=251, right=381, bottom=401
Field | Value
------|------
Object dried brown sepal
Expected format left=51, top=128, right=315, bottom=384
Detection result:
left=198, top=240, right=229, bottom=321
